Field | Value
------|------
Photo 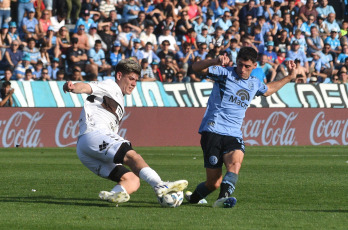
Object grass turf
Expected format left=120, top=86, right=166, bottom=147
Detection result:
left=0, top=146, right=347, bottom=230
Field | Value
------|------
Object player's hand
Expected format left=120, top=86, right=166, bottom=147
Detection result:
left=288, top=60, right=298, bottom=80
left=63, top=81, right=75, bottom=93
left=217, top=54, right=230, bottom=66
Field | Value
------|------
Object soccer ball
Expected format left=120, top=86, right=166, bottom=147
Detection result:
left=158, top=191, right=184, bottom=208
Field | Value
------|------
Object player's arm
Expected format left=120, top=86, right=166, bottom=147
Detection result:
left=192, top=55, right=229, bottom=74
left=263, top=60, right=297, bottom=97
left=63, top=81, right=92, bottom=94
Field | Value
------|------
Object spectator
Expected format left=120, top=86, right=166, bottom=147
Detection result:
left=14, top=54, right=34, bottom=80
left=56, top=26, right=71, bottom=57
left=67, top=37, right=97, bottom=77
left=129, top=11, right=148, bottom=33
left=192, top=15, right=205, bottom=35
left=88, top=39, right=112, bottom=76
left=207, top=42, right=223, bottom=59
left=0, top=0, right=11, bottom=29
left=8, top=22, right=24, bottom=46
left=125, top=38, right=143, bottom=61
left=299, top=0, right=318, bottom=23
left=17, top=0, right=35, bottom=31
left=211, top=26, right=224, bottom=50
left=281, top=13, right=294, bottom=37
left=48, top=57, right=60, bottom=80
left=239, top=0, right=258, bottom=24
left=316, top=0, right=335, bottom=20
left=151, top=59, right=163, bottom=82
left=280, top=0, right=299, bottom=24
left=317, top=14, right=330, bottom=40
left=87, top=23, right=107, bottom=50
left=196, top=26, right=213, bottom=48
left=194, top=42, right=208, bottom=60
left=140, top=58, right=156, bottom=81
left=160, top=55, right=177, bottom=82
left=176, top=11, right=193, bottom=41
left=21, top=8, right=43, bottom=40
left=68, top=68, right=84, bottom=81
left=38, top=9, right=52, bottom=34
left=324, top=28, right=341, bottom=55
left=302, top=15, right=318, bottom=36
left=117, top=23, right=136, bottom=48
left=56, top=70, right=65, bottom=81
left=98, top=22, right=116, bottom=53
left=140, top=42, right=160, bottom=65
left=2, top=67, right=13, bottom=81
left=258, top=0, right=274, bottom=22
left=0, top=40, right=23, bottom=69
left=74, top=9, right=94, bottom=33
left=308, top=51, right=329, bottom=82
left=324, top=13, right=340, bottom=35
left=140, top=24, right=158, bottom=50
left=290, top=29, right=307, bottom=52
left=158, top=27, right=179, bottom=53
left=39, top=67, right=51, bottom=81
left=23, top=38, right=40, bottom=66
left=39, top=44, right=51, bottom=67
left=336, top=45, right=348, bottom=66
left=109, top=41, right=124, bottom=68
left=182, top=28, right=198, bottom=50
left=306, top=26, right=323, bottom=56
left=330, top=74, right=340, bottom=84
left=24, top=69, right=34, bottom=81
left=154, top=15, right=175, bottom=37
left=274, top=29, right=291, bottom=52
left=176, top=42, right=195, bottom=74
left=123, top=0, right=141, bottom=22
left=215, top=11, right=232, bottom=32
left=0, top=23, right=11, bottom=59
left=287, top=40, right=309, bottom=72
left=73, top=24, right=90, bottom=51
left=338, top=70, right=347, bottom=83
left=321, top=43, right=336, bottom=70
left=263, top=41, right=279, bottom=69
left=141, top=0, right=159, bottom=25
left=213, top=0, right=230, bottom=20
left=32, top=60, right=43, bottom=79
left=240, top=14, right=255, bottom=37
left=66, top=0, right=81, bottom=24
left=50, top=11, right=66, bottom=33
left=0, top=81, right=14, bottom=107
left=104, top=10, right=121, bottom=35
left=99, top=0, right=116, bottom=20
left=258, top=53, right=277, bottom=82
left=154, top=0, right=174, bottom=22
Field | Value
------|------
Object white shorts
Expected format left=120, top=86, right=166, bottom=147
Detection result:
left=76, top=130, right=131, bottom=179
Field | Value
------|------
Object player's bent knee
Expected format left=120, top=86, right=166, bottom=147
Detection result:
left=108, top=165, right=131, bottom=182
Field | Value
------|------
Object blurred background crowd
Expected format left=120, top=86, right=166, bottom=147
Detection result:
left=0, top=0, right=348, bottom=84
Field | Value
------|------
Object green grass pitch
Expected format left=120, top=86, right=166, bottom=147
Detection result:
left=0, top=146, right=347, bottom=230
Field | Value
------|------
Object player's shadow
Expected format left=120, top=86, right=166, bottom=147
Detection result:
left=0, top=196, right=162, bottom=208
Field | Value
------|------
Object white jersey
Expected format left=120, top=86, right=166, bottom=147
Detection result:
left=79, top=79, right=124, bottom=136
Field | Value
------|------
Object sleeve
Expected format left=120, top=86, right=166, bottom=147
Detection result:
left=207, top=66, right=228, bottom=82
left=255, top=80, right=268, bottom=96
left=89, top=79, right=118, bottom=98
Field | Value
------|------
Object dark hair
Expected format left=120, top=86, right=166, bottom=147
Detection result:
left=25, top=69, right=32, bottom=75
left=2, top=81, right=11, bottom=88
left=95, top=39, right=102, bottom=45
left=115, top=59, right=141, bottom=76
left=57, top=70, right=65, bottom=75
left=237, top=47, right=258, bottom=63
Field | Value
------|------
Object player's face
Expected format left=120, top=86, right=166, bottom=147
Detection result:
left=117, top=72, right=139, bottom=95
left=236, top=59, right=257, bottom=79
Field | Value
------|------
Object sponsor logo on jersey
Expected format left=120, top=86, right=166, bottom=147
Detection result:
left=229, top=89, right=250, bottom=109
left=99, top=141, right=109, bottom=151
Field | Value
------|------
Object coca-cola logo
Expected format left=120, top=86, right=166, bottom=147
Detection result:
left=242, top=111, right=297, bottom=146
left=55, top=111, right=79, bottom=147
left=310, top=112, right=348, bottom=145
left=0, top=111, right=42, bottom=147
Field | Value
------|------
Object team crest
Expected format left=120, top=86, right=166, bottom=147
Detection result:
left=209, top=156, right=218, bottom=165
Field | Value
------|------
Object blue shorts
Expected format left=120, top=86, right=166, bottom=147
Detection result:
left=200, top=132, right=245, bottom=169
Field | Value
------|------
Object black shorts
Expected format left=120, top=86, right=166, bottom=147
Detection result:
left=200, top=131, right=245, bottom=169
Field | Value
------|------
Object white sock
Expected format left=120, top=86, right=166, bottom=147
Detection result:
left=139, top=167, right=162, bottom=187
left=111, top=184, right=127, bottom=194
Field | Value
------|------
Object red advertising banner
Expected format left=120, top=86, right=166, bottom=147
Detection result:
left=0, top=108, right=347, bottom=148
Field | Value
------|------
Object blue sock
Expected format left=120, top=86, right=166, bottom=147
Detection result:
left=189, top=182, right=213, bottom=203
left=218, top=172, right=238, bottom=199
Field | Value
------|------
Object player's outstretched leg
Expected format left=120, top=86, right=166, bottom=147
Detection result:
left=185, top=182, right=212, bottom=204
left=124, top=150, right=188, bottom=197
left=185, top=191, right=207, bottom=204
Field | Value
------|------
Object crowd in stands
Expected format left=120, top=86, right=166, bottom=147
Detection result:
left=0, top=0, right=348, bottom=84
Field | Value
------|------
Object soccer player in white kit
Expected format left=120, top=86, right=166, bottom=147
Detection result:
left=63, top=59, right=188, bottom=205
